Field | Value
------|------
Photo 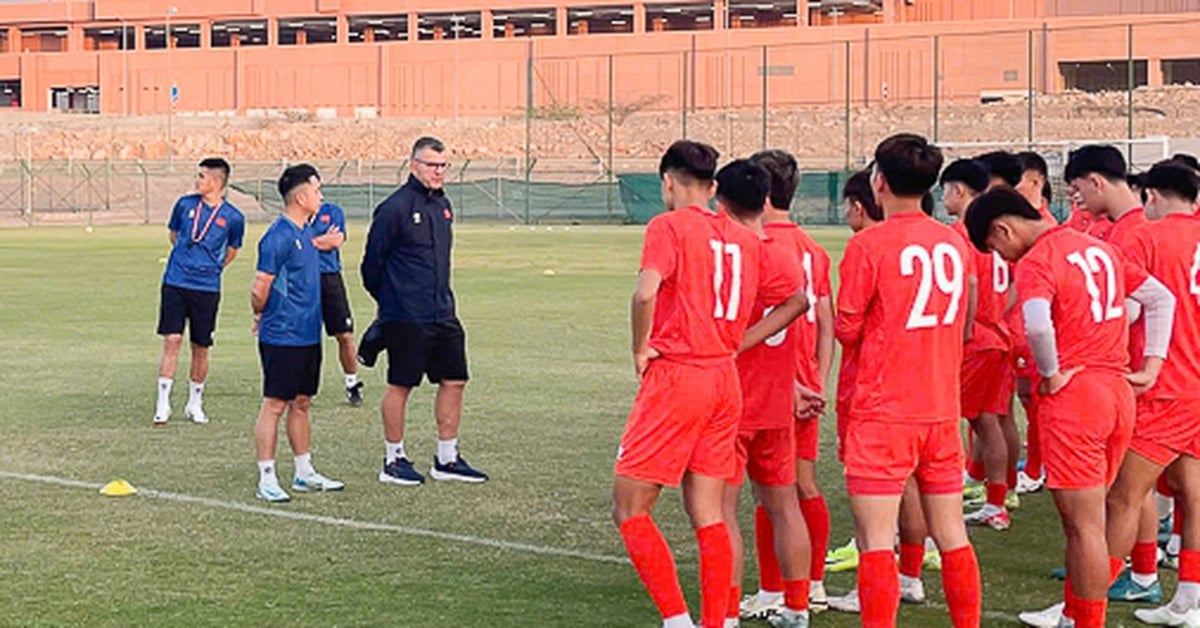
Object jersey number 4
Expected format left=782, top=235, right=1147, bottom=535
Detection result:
left=710, top=240, right=743, bottom=321
left=1067, top=247, right=1123, bottom=323
left=901, top=243, right=965, bottom=330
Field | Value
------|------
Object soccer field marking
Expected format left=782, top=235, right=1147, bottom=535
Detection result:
left=0, top=471, right=631, bottom=566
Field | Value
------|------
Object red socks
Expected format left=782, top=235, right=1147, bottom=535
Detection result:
left=754, top=505, right=784, bottom=592
left=941, top=545, right=982, bottom=628
left=696, top=522, right=733, bottom=628
left=619, top=514, right=688, bottom=620
left=799, top=496, right=830, bottom=582
left=1132, top=541, right=1158, bottom=577
left=1109, top=555, right=1125, bottom=585
left=727, top=585, right=741, bottom=621
left=1181, top=549, right=1200, bottom=582
left=1072, top=597, right=1107, bottom=628
left=1025, top=399, right=1043, bottom=480
left=967, top=458, right=986, bottom=484
left=783, top=578, right=810, bottom=612
left=1006, top=464, right=1018, bottom=495
left=858, top=549, right=900, bottom=627
left=899, top=543, right=924, bottom=579
left=986, top=482, right=1007, bottom=509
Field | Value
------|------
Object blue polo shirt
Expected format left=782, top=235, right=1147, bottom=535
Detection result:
left=313, top=202, right=346, bottom=274
left=162, top=194, right=245, bottom=293
left=256, top=215, right=321, bottom=347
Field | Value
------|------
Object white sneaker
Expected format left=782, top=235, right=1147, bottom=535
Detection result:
left=184, top=403, right=208, bottom=425
left=1018, top=601, right=1065, bottom=627
left=900, top=575, right=926, bottom=604
left=153, top=401, right=171, bottom=426
left=1133, top=604, right=1200, bottom=626
left=828, top=589, right=861, bottom=614
left=964, top=505, right=1012, bottom=530
left=809, top=581, right=828, bottom=613
left=739, top=591, right=783, bottom=620
left=292, top=472, right=345, bottom=492
left=255, top=480, right=291, bottom=503
left=1016, top=470, right=1045, bottom=494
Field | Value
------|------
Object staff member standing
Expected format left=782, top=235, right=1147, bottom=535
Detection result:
left=362, top=136, right=487, bottom=486
left=312, top=196, right=365, bottom=406
left=154, top=157, right=245, bottom=426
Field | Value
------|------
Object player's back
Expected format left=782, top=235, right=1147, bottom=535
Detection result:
left=766, top=222, right=832, bottom=391
left=645, top=206, right=764, bottom=363
left=839, top=212, right=969, bottom=422
left=952, top=220, right=1009, bottom=351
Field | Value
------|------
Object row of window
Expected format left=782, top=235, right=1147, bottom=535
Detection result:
left=0, top=1, right=807, bottom=53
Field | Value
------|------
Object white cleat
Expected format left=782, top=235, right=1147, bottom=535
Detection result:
left=809, top=581, right=828, bottom=613
left=292, top=472, right=345, bottom=492
left=900, top=575, right=926, bottom=604
left=153, top=402, right=171, bottom=426
left=1133, top=604, right=1200, bottom=626
left=739, top=591, right=784, bottom=620
left=828, top=589, right=861, bottom=614
left=1018, top=601, right=1065, bottom=627
left=1016, top=470, right=1046, bottom=494
left=184, top=404, right=209, bottom=425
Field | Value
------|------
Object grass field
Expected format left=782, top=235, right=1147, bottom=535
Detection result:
left=0, top=223, right=1169, bottom=627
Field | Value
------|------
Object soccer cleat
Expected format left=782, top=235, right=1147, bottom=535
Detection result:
left=809, top=581, right=828, bottom=613
left=924, top=545, right=942, bottom=571
left=356, top=320, right=386, bottom=368
left=345, top=382, right=364, bottom=407
left=153, top=402, right=171, bottom=426
left=430, top=455, right=489, bottom=483
left=900, top=575, right=926, bottom=604
left=965, top=506, right=1011, bottom=531
left=1006, top=491, right=1022, bottom=510
left=739, top=592, right=784, bottom=620
left=1162, top=550, right=1180, bottom=571
left=827, top=589, right=860, bottom=614
left=184, top=404, right=209, bottom=425
left=1132, top=604, right=1200, bottom=626
left=1018, top=601, right=1065, bottom=627
left=1016, top=470, right=1046, bottom=494
left=767, top=609, right=809, bottom=628
left=963, top=481, right=986, bottom=503
left=256, top=481, right=291, bottom=503
left=826, top=538, right=859, bottom=572
left=292, top=472, right=345, bottom=493
left=379, top=457, right=425, bottom=486
left=1108, top=570, right=1163, bottom=603
left=1050, top=567, right=1066, bottom=580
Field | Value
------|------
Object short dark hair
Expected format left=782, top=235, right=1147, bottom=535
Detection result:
left=843, top=168, right=882, bottom=222
left=749, top=149, right=799, bottom=210
left=975, top=151, right=1022, bottom=187
left=412, top=136, right=445, bottom=159
left=199, top=157, right=231, bottom=186
left=1170, top=153, right=1200, bottom=173
left=1041, top=180, right=1053, bottom=204
left=1141, top=163, right=1199, bottom=203
left=715, top=159, right=769, bottom=218
left=1064, top=145, right=1127, bottom=183
left=278, top=163, right=320, bottom=201
left=659, top=140, right=719, bottom=183
left=1015, top=151, right=1048, bottom=178
left=964, top=187, right=1042, bottom=253
left=874, top=133, right=943, bottom=197
left=939, top=159, right=990, bottom=194
left=920, top=191, right=935, bottom=216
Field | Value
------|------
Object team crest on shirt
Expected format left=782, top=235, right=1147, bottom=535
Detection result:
left=187, top=209, right=195, bottom=219
left=444, top=208, right=453, bottom=221
left=319, top=215, right=331, bottom=224
left=412, top=212, right=422, bottom=225
left=216, top=217, right=227, bottom=227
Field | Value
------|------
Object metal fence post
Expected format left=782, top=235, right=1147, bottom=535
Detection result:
left=681, top=50, right=688, bottom=139
left=608, top=53, right=615, bottom=218
left=844, top=40, right=851, bottom=170
left=1127, top=23, right=1135, bottom=148
left=1027, top=29, right=1035, bottom=147
left=524, top=39, right=533, bottom=225
left=932, top=34, right=940, bottom=143
left=137, top=161, right=150, bottom=224
left=761, top=45, right=768, bottom=150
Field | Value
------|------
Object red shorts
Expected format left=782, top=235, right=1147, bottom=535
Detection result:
left=1039, top=371, right=1135, bottom=490
left=731, top=425, right=796, bottom=487
left=615, top=359, right=741, bottom=487
left=1012, top=343, right=1038, bottom=381
left=961, top=349, right=1014, bottom=419
left=842, top=419, right=963, bottom=496
left=795, top=417, right=819, bottom=462
left=1130, top=398, right=1200, bottom=468
left=836, top=408, right=849, bottom=463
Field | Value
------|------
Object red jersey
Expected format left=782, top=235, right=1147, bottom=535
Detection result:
left=737, top=235, right=804, bottom=430
left=765, top=222, right=833, bottom=393
left=835, top=212, right=971, bottom=423
left=1063, top=206, right=1114, bottom=240
left=1104, top=208, right=1151, bottom=371
left=1120, top=213, right=1200, bottom=400
left=952, top=220, right=1010, bottom=353
left=1037, top=201, right=1058, bottom=224
left=1014, top=226, right=1149, bottom=375
left=836, top=342, right=860, bottom=420
left=641, top=206, right=792, bottom=363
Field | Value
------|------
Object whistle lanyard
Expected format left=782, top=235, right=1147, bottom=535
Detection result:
left=190, top=200, right=222, bottom=245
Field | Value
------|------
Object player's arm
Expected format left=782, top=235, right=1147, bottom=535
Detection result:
left=964, top=273, right=978, bottom=343
left=1126, top=274, right=1177, bottom=394
left=313, top=224, right=344, bottom=251
left=167, top=201, right=182, bottom=245
left=815, top=295, right=834, bottom=387
left=631, top=270, right=663, bottom=378
left=834, top=239, right=870, bottom=346
left=223, top=214, right=244, bottom=268
left=1022, top=298, right=1080, bottom=395
left=249, top=271, right=275, bottom=335
left=223, top=247, right=239, bottom=268
left=361, top=202, right=401, bottom=298
left=740, top=290, right=809, bottom=352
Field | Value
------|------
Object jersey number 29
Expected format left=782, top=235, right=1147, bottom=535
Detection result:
left=901, top=243, right=965, bottom=330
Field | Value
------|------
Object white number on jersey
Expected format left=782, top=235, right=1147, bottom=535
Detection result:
left=992, top=252, right=1010, bottom=294
left=762, top=305, right=787, bottom=347
left=710, top=240, right=744, bottom=321
left=1066, top=246, right=1124, bottom=323
left=900, top=243, right=965, bottom=330
left=800, top=252, right=818, bottom=324
left=1190, top=243, right=1200, bottom=302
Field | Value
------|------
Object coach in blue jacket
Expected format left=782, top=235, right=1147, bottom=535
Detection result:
left=361, top=136, right=488, bottom=487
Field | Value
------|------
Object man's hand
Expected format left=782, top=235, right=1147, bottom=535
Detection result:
left=1126, top=356, right=1164, bottom=395
left=251, top=312, right=261, bottom=336
left=794, top=382, right=825, bottom=420
left=634, top=346, right=661, bottom=380
left=312, top=225, right=344, bottom=251
left=1039, top=365, right=1084, bottom=396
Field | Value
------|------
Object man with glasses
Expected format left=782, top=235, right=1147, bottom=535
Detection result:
left=361, top=136, right=487, bottom=486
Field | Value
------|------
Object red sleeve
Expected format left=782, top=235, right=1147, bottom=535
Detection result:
left=1121, top=243, right=1151, bottom=294
left=640, top=217, right=676, bottom=279
left=757, top=242, right=801, bottom=307
left=835, top=236, right=873, bottom=345
left=815, top=247, right=833, bottom=299
left=1015, top=245, right=1056, bottom=304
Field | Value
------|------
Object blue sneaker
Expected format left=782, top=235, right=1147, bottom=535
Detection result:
left=379, top=457, right=424, bottom=486
left=430, top=455, right=488, bottom=483
left=1108, top=570, right=1163, bottom=603
left=1050, top=567, right=1066, bottom=580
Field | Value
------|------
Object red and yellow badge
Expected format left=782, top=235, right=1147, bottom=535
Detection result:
left=443, top=208, right=453, bottom=221
left=216, top=216, right=227, bottom=227
left=319, top=214, right=331, bottom=223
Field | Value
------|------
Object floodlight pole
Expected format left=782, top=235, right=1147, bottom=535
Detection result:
left=166, top=6, right=178, bottom=170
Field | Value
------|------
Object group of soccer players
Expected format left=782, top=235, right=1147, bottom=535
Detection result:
left=615, top=134, right=1200, bottom=628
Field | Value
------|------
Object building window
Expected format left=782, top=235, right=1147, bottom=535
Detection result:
left=493, top=8, right=557, bottom=38
left=0, top=80, right=19, bottom=107
left=278, top=17, right=338, bottom=45
left=645, top=2, right=715, bottom=32
left=727, top=0, right=797, bottom=28
left=51, top=86, right=100, bottom=114
left=1163, top=59, right=1200, bottom=86
left=145, top=23, right=201, bottom=49
left=84, top=26, right=136, bottom=51
left=1060, top=60, right=1148, bottom=93
left=348, top=15, right=409, bottom=43
left=20, top=27, right=67, bottom=53
left=212, top=20, right=268, bottom=47
left=417, top=12, right=483, bottom=41
left=568, top=5, right=635, bottom=34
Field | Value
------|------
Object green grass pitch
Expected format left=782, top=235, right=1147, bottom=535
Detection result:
left=0, top=223, right=1169, bottom=626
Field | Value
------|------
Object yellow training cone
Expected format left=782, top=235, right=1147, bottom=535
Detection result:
left=99, top=479, right=138, bottom=497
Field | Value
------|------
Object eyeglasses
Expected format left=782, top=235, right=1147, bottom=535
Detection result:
left=415, top=159, right=451, bottom=172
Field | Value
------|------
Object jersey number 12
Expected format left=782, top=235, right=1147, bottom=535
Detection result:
left=1067, top=247, right=1123, bottom=323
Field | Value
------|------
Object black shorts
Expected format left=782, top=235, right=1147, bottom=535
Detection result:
left=259, top=343, right=322, bottom=401
left=157, top=284, right=220, bottom=347
left=321, top=272, right=355, bottom=336
left=384, top=319, right=469, bottom=388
